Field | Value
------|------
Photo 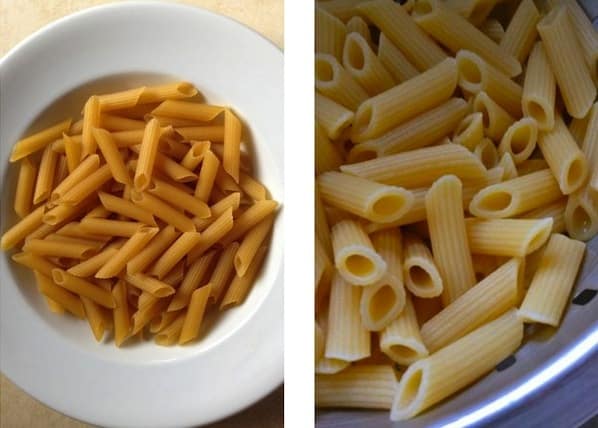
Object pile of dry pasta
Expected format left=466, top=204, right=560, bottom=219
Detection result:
left=315, top=0, right=597, bottom=420
left=1, top=81, right=278, bottom=347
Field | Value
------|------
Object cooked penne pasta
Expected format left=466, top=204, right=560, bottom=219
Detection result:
left=473, top=138, right=498, bottom=169
left=522, top=42, right=556, bottom=131
left=565, top=187, right=598, bottom=242
left=562, top=0, right=598, bottom=80
left=480, top=19, right=504, bottom=43
left=498, top=152, right=518, bottom=180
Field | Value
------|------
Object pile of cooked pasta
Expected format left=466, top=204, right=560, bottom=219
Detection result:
left=315, top=0, right=597, bottom=421
left=1, top=82, right=278, bottom=347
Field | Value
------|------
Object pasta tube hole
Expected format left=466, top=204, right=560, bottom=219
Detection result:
left=566, top=159, right=586, bottom=190
left=509, top=127, right=531, bottom=155
left=478, top=191, right=513, bottom=212
left=349, top=148, right=377, bottom=163
left=525, top=101, right=547, bottom=126
left=315, top=59, right=334, bottom=82
left=412, top=0, right=433, bottom=17
left=51, top=269, right=66, bottom=284
left=345, top=254, right=374, bottom=277
left=372, top=195, right=405, bottom=217
left=353, top=105, right=373, bottom=135
left=398, top=367, right=424, bottom=408
left=572, top=206, right=592, bottom=234
left=134, top=174, right=149, bottom=191
left=458, top=57, right=482, bottom=86
left=389, top=345, right=419, bottom=361
left=370, top=284, right=397, bottom=321
left=176, top=82, right=197, bottom=97
left=455, top=114, right=476, bottom=137
left=346, top=38, right=365, bottom=71
left=407, top=266, right=433, bottom=290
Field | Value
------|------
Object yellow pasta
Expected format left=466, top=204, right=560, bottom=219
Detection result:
left=377, top=33, right=419, bottom=83
left=444, top=0, right=498, bottom=26
left=112, top=279, right=131, bottom=347
left=452, top=112, right=484, bottom=150
left=498, top=152, right=518, bottom=181
left=82, top=96, right=101, bottom=157
left=194, top=150, right=220, bottom=202
left=148, top=177, right=210, bottom=218
left=14, top=157, right=37, bottom=218
left=498, top=118, right=537, bottom=164
left=537, top=6, right=596, bottom=118
left=95, top=226, right=158, bottom=278
left=130, top=191, right=196, bottom=232
left=473, top=91, right=516, bottom=141
left=10, top=118, right=71, bottom=162
left=97, top=192, right=155, bottom=225
left=1, top=206, right=45, bottom=250
left=50, top=154, right=100, bottom=204
left=68, top=247, right=120, bottom=278
left=63, top=133, right=82, bottom=173
left=223, top=109, right=241, bottom=183
left=480, top=19, right=504, bottom=43
left=521, top=198, right=567, bottom=234
left=234, top=215, right=274, bottom=277
left=80, top=218, right=142, bottom=237
left=60, top=164, right=112, bottom=206
left=499, top=0, right=540, bottom=63
left=179, top=284, right=212, bottom=344
left=51, top=269, right=115, bottom=308
left=23, top=238, right=97, bottom=259
left=134, top=118, right=161, bottom=191
left=562, top=0, right=598, bottom=80
left=316, top=93, right=354, bottom=141
left=124, top=272, right=175, bottom=297
left=92, top=128, right=131, bottom=185
left=402, top=232, right=443, bottom=298
left=35, top=271, right=85, bottom=319
left=168, top=250, right=216, bottom=312
left=412, top=0, right=521, bottom=77
left=315, top=53, right=369, bottom=111
left=220, top=245, right=269, bottom=309
left=316, top=6, right=347, bottom=61
left=473, top=138, right=498, bottom=169
left=519, top=234, right=585, bottom=326
left=565, top=187, right=598, bottom=242
left=33, top=144, right=58, bottom=204
left=220, top=200, right=278, bottom=245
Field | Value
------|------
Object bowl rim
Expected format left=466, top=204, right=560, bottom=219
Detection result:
left=0, top=2, right=284, bottom=427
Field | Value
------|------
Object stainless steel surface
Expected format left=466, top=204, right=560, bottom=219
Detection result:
left=318, top=5, right=598, bottom=424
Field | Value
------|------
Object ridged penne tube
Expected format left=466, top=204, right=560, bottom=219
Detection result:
left=380, top=296, right=428, bottom=365
left=11, top=252, right=58, bottom=277
left=473, top=92, right=515, bottom=141
left=33, top=144, right=58, bottom=204
left=357, top=0, right=447, bottom=71
left=346, top=15, right=371, bottom=41
left=325, top=272, right=370, bottom=360
left=519, top=234, right=585, bottom=326
left=473, top=138, right=498, bottom=169
left=318, top=172, right=414, bottom=223
left=79, top=218, right=141, bottom=237
left=95, top=226, right=158, bottom=278
left=452, top=112, right=484, bottom=150
left=332, top=220, right=386, bottom=286
left=499, top=0, right=539, bottom=63
left=99, top=114, right=145, bottom=132
left=130, top=191, right=195, bottom=232
left=465, top=218, right=553, bottom=257
left=480, top=19, right=504, bottom=43
left=469, top=169, right=563, bottom=218
left=186, top=208, right=234, bottom=263
left=194, top=150, right=220, bottom=202
left=316, top=365, right=396, bottom=409
left=391, top=309, right=523, bottom=420
left=51, top=269, right=115, bottom=308
left=35, top=271, right=85, bottom=318
left=179, top=284, right=212, bottom=344
left=537, top=6, right=595, bottom=119
left=81, top=296, right=107, bottom=341
left=412, top=0, right=521, bottom=77
left=125, top=225, right=178, bottom=274
left=92, top=128, right=130, bottom=185
left=562, top=0, right=598, bottom=79
left=137, top=82, right=198, bottom=105
left=193, top=192, right=240, bottom=231
left=133, top=118, right=161, bottom=191
left=150, top=100, right=223, bottom=122
left=456, top=50, right=523, bottom=117
left=318, top=0, right=362, bottom=21
left=151, top=232, right=202, bottom=279
left=538, top=116, right=588, bottom=195
left=220, top=200, right=278, bottom=246
left=315, top=53, right=369, bottom=111
left=0, top=206, right=44, bottom=250
left=60, top=164, right=111, bottom=206
left=444, top=0, right=498, bottom=26
left=350, top=98, right=468, bottom=160
left=112, top=280, right=131, bottom=347
left=517, top=159, right=549, bottom=176
left=147, top=178, right=210, bottom=218
left=565, top=187, right=598, bottom=242
left=522, top=198, right=567, bottom=234
left=316, top=187, right=332, bottom=258
left=234, top=215, right=274, bottom=277
left=124, top=273, right=175, bottom=297
left=180, top=141, right=210, bottom=171
left=316, top=93, right=354, bottom=140
left=220, top=245, right=268, bottom=309
left=351, top=58, right=457, bottom=142
left=498, top=118, right=537, bottom=164
left=522, top=44, right=555, bottom=131
left=62, top=133, right=82, bottom=173
left=67, top=247, right=119, bottom=277
left=168, top=251, right=216, bottom=312
left=81, top=96, right=101, bottom=156
left=175, top=126, right=224, bottom=143
left=402, top=232, right=443, bottom=298
left=162, top=136, right=194, bottom=160
left=316, top=6, right=346, bottom=61
left=239, top=172, right=266, bottom=202
left=14, top=157, right=37, bottom=218
left=131, top=297, right=169, bottom=335
left=98, top=192, right=155, bottom=225
left=155, top=313, right=185, bottom=346
left=498, top=152, right=518, bottom=180
left=342, top=32, right=395, bottom=96
left=360, top=230, right=406, bottom=331
left=316, top=357, right=350, bottom=374
left=342, top=144, right=486, bottom=189
left=150, top=309, right=183, bottom=334
left=377, top=33, right=419, bottom=83
left=10, top=118, right=72, bottom=162
left=426, top=175, right=476, bottom=305
left=95, top=87, right=145, bottom=112
left=223, top=109, right=241, bottom=183
left=50, top=154, right=100, bottom=203
left=209, top=242, right=239, bottom=302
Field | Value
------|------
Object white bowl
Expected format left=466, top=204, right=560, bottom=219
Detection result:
left=0, top=2, right=283, bottom=427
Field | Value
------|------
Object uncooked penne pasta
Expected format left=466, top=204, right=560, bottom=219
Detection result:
left=130, top=191, right=196, bottom=232
left=187, top=208, right=234, bottom=263
left=168, top=250, right=216, bottom=312
left=332, top=220, right=386, bottom=286
left=112, top=279, right=131, bottom=347
left=473, top=91, right=515, bottom=141
left=35, top=271, right=85, bottom=318
left=316, top=365, right=396, bottom=409
left=134, top=118, right=161, bottom=191
left=179, top=284, right=212, bottom=344
left=220, top=200, right=278, bottom=246
left=234, top=215, right=274, bottom=277
left=342, top=32, right=395, bottom=96
left=82, top=96, right=101, bottom=157
left=402, top=232, right=443, bottom=298
left=452, top=112, right=484, bottom=150
left=180, top=141, right=210, bottom=171
left=81, top=296, right=108, bottom=341
left=125, top=272, right=175, bottom=297
left=391, top=310, right=523, bottom=420
left=14, top=157, right=37, bottom=218
left=223, top=109, right=241, bottom=183
left=10, top=118, right=71, bottom=162
left=50, top=154, right=100, bottom=203
left=519, top=234, right=585, bottom=326
left=151, top=232, right=203, bottom=279
left=148, top=177, right=210, bottom=218
left=52, top=268, right=115, bottom=308
left=1, top=206, right=45, bottom=250
left=175, top=126, right=224, bottom=142
left=357, top=0, right=447, bottom=71
left=80, top=218, right=142, bottom=237
left=469, top=169, right=563, bottom=218
left=63, top=133, right=82, bottom=173
left=565, top=187, right=598, bottom=242
left=412, top=0, right=521, bottom=77
left=315, top=53, right=369, bottom=111
left=499, top=0, right=539, bottom=63
left=60, top=164, right=112, bottom=206
left=93, top=128, right=131, bottom=185
left=537, top=6, right=596, bottom=119
left=318, top=171, right=414, bottom=223
left=537, top=116, right=588, bottom=195
left=522, top=42, right=556, bottom=131
left=154, top=313, right=185, bottom=346
left=426, top=175, right=476, bottom=305
left=195, top=150, right=220, bottom=202
left=324, top=272, right=370, bottom=361
left=498, top=118, right=537, bottom=164
left=316, top=6, right=346, bottom=61
left=220, top=245, right=269, bottom=309
left=350, top=58, right=458, bottom=142
left=95, top=226, right=158, bottom=278
left=209, top=242, right=239, bottom=302
left=33, top=144, right=58, bottom=204
left=316, top=93, right=354, bottom=140
left=377, top=33, right=419, bottom=83
left=68, top=247, right=120, bottom=277
left=98, top=192, right=155, bottom=225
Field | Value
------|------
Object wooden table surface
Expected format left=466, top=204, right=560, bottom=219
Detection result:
left=0, top=1, right=283, bottom=427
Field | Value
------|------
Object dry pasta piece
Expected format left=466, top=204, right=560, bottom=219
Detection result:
left=426, top=175, right=476, bottom=305
left=377, top=33, right=419, bottom=83
left=315, top=6, right=346, bottom=61
left=181, top=141, right=210, bottom=171
left=519, top=234, right=585, bottom=326
left=100, top=114, right=145, bottom=131
left=95, top=226, right=158, bottom=278
left=134, top=118, right=161, bottom=191
left=151, top=232, right=203, bottom=279
left=12, top=252, right=58, bottom=277
left=98, top=192, right=156, bottom=225
left=391, top=310, right=523, bottom=420
left=562, top=0, right=598, bottom=80
left=175, top=126, right=224, bottom=142
left=68, top=247, right=120, bottom=277
left=62, top=133, right=82, bottom=173
left=52, top=269, right=115, bottom=308
left=92, top=128, right=131, bottom=185
left=168, top=250, right=216, bottom=312
left=80, top=218, right=142, bottom=237
left=444, top=0, right=498, bottom=26
left=33, top=144, right=59, bottom=204
left=316, top=93, right=354, bottom=141
left=50, top=154, right=100, bottom=203
left=480, top=19, right=504, bottom=43
left=209, top=242, right=239, bottom=302
left=223, top=109, right=241, bottom=183
left=151, top=100, right=223, bottom=122
left=22, top=238, right=97, bottom=259
left=186, top=208, right=234, bottom=263
left=125, top=273, right=175, bottom=297
left=564, top=187, right=598, bottom=242
left=14, top=157, right=37, bottom=218
left=155, top=313, right=186, bottom=346
left=1, top=206, right=46, bottom=250
left=81, top=96, right=101, bottom=157
left=315, top=53, right=369, bottom=111
left=402, top=232, right=443, bottom=298
left=112, top=279, right=131, bottom=347
left=148, top=177, right=210, bottom=218
left=179, top=284, right=213, bottom=344
left=499, top=0, right=540, bottom=64
left=130, top=191, right=196, bottom=232
left=234, top=215, right=274, bottom=277
left=60, top=164, right=112, bottom=206
left=81, top=297, right=108, bottom=342
left=35, top=271, right=85, bottom=318
left=220, top=200, right=278, bottom=246
left=195, top=150, right=220, bottom=202
left=10, top=118, right=71, bottom=162
left=192, top=192, right=240, bottom=231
